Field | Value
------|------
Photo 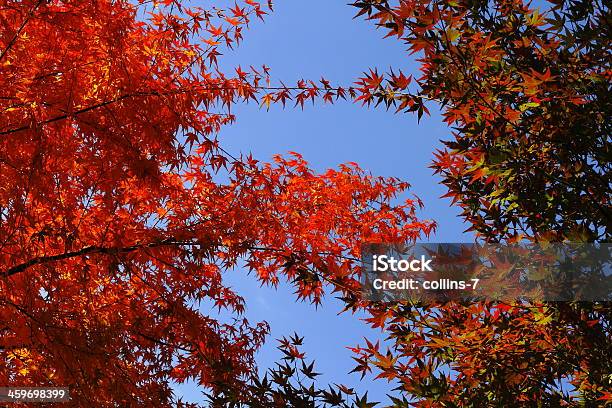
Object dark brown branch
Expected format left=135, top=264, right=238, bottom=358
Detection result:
left=2, top=240, right=361, bottom=279
left=0, top=0, right=43, bottom=62
left=0, top=94, right=133, bottom=136
left=1, top=238, right=186, bottom=277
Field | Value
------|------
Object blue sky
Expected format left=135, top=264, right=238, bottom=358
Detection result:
left=176, top=0, right=471, bottom=404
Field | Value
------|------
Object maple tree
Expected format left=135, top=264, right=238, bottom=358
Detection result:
left=350, top=0, right=610, bottom=243
left=0, top=0, right=434, bottom=406
left=324, top=1, right=610, bottom=406
left=1, top=0, right=610, bottom=407
left=233, top=0, right=611, bottom=406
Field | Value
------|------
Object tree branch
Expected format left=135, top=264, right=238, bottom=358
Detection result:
left=0, top=0, right=43, bottom=63
left=1, top=238, right=183, bottom=277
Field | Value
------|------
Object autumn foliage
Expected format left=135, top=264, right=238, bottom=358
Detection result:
left=0, top=0, right=432, bottom=405
left=350, top=0, right=610, bottom=243
left=341, top=1, right=610, bottom=406
left=0, top=0, right=610, bottom=407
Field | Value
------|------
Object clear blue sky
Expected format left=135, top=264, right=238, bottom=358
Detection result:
left=175, top=0, right=471, bottom=404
